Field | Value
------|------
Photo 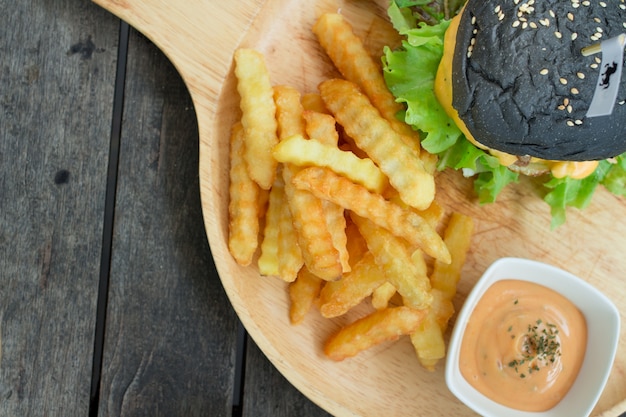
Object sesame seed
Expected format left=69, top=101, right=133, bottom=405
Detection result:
left=549, top=10, right=555, bottom=18
left=540, top=18, right=550, bottom=26
left=583, top=0, right=590, bottom=5
left=571, top=88, right=580, bottom=94
left=575, top=119, right=583, bottom=125
left=568, top=12, right=574, bottom=21
left=467, top=51, right=472, bottom=58
left=494, top=5, right=501, bottom=13
left=567, top=105, right=573, bottom=113
left=572, top=33, right=578, bottom=40
left=595, top=17, right=602, bottom=23
left=558, top=105, right=566, bottom=110
left=564, top=98, right=570, bottom=106
left=560, top=78, right=568, bottom=85
left=555, top=31, right=562, bottom=39
left=522, top=22, right=528, bottom=29
left=540, top=68, right=549, bottom=75
left=591, top=63, right=599, bottom=69
left=513, top=20, right=521, bottom=27
left=621, top=4, right=626, bottom=10
left=567, top=120, right=575, bottom=126
left=472, top=15, right=477, bottom=24
left=577, top=72, right=585, bottom=79
left=595, top=57, right=602, bottom=63
left=600, top=1, right=607, bottom=6
left=530, top=21, right=537, bottom=28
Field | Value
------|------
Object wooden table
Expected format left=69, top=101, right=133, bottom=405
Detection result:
left=0, top=1, right=331, bottom=415
left=3, top=2, right=625, bottom=417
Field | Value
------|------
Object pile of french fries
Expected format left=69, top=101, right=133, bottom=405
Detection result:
left=227, top=12, right=474, bottom=370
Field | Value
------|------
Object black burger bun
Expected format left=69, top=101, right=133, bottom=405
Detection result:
left=449, top=0, right=626, bottom=162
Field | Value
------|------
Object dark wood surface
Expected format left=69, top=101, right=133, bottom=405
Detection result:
left=1, top=1, right=331, bottom=416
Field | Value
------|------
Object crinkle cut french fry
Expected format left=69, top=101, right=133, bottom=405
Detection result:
left=319, top=79, right=434, bottom=210
left=351, top=213, right=433, bottom=310
left=258, top=166, right=285, bottom=276
left=371, top=282, right=396, bottom=310
left=278, top=188, right=304, bottom=282
left=324, top=306, right=427, bottom=361
left=303, top=110, right=338, bottom=146
left=303, top=110, right=351, bottom=273
left=273, top=134, right=387, bottom=194
left=430, top=212, right=474, bottom=300
left=301, top=93, right=329, bottom=114
left=319, top=252, right=386, bottom=318
left=228, top=122, right=261, bottom=266
left=406, top=289, right=454, bottom=370
left=233, top=49, right=278, bottom=190
left=291, top=166, right=450, bottom=264
left=289, top=266, right=323, bottom=325
left=312, top=14, right=420, bottom=146
left=275, top=85, right=343, bottom=281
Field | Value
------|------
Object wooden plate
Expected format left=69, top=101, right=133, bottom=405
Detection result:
left=92, top=0, right=626, bottom=415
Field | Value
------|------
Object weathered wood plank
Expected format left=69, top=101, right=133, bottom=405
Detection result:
left=96, top=29, right=239, bottom=417
left=243, top=339, right=333, bottom=417
left=0, top=0, right=119, bottom=415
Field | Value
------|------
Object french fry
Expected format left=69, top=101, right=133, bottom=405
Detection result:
left=312, top=13, right=420, bottom=150
left=228, top=122, right=260, bottom=266
left=319, top=252, right=386, bottom=318
left=301, top=93, right=329, bottom=114
left=273, top=134, right=387, bottom=194
left=319, top=78, right=434, bottom=210
left=275, top=86, right=343, bottom=281
left=258, top=167, right=284, bottom=276
left=324, top=306, right=427, bottom=361
left=233, top=49, right=278, bottom=190
left=431, top=213, right=474, bottom=300
left=371, top=282, right=396, bottom=310
left=291, top=166, right=450, bottom=263
left=407, top=289, right=455, bottom=371
left=303, top=110, right=350, bottom=273
left=351, top=214, right=433, bottom=310
left=278, top=185, right=304, bottom=282
left=289, top=266, right=323, bottom=325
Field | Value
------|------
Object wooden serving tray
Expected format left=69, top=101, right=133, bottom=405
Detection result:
left=92, top=0, right=626, bottom=415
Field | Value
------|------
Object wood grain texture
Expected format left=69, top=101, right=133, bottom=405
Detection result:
left=0, top=0, right=119, bottom=415
left=95, top=29, right=239, bottom=417
left=92, top=0, right=626, bottom=416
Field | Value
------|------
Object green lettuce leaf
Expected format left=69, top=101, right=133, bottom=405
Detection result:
left=382, top=0, right=626, bottom=227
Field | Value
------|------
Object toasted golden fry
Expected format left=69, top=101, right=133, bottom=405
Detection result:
left=233, top=49, right=278, bottom=190
left=319, top=252, right=386, bottom=318
left=258, top=166, right=290, bottom=277
left=351, top=214, right=433, bottom=309
left=302, top=111, right=351, bottom=272
left=303, top=110, right=338, bottom=145
left=407, top=289, right=455, bottom=370
left=319, top=79, right=434, bottom=210
left=312, top=14, right=419, bottom=147
left=431, top=213, right=474, bottom=300
left=273, top=134, right=387, bottom=193
left=289, top=267, right=323, bottom=325
left=344, top=218, right=369, bottom=268
left=278, top=191, right=304, bottom=282
left=324, top=306, right=427, bottom=361
left=371, top=282, right=396, bottom=310
left=275, top=86, right=343, bottom=281
left=301, top=93, right=329, bottom=114
left=291, top=166, right=450, bottom=263
left=228, top=122, right=260, bottom=266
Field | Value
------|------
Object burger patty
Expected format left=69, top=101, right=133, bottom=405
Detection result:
left=452, top=0, right=626, bottom=161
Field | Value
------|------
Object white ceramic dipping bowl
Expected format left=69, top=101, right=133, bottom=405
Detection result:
left=445, top=257, right=620, bottom=417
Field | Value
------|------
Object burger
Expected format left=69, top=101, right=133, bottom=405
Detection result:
left=383, top=0, right=626, bottom=227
